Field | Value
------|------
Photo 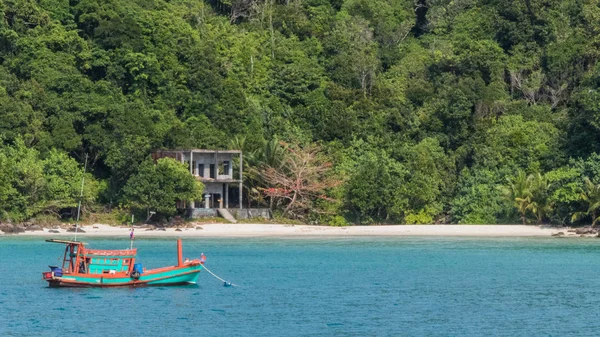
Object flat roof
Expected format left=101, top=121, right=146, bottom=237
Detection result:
left=198, top=178, right=242, bottom=183
left=154, top=149, right=241, bottom=154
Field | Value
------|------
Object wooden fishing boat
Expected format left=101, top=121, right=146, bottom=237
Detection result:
left=42, top=239, right=205, bottom=287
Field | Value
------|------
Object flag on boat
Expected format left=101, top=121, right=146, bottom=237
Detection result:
left=130, top=228, right=134, bottom=240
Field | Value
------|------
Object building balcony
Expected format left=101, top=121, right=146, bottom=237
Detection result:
left=194, top=176, right=241, bottom=183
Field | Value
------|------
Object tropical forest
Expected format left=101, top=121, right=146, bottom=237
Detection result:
left=1, top=0, right=600, bottom=226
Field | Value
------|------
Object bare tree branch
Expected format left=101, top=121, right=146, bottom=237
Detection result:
left=257, top=143, right=341, bottom=219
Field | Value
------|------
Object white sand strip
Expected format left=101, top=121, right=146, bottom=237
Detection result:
left=6, top=224, right=563, bottom=237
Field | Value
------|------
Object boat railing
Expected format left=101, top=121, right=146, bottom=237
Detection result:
left=84, top=249, right=137, bottom=257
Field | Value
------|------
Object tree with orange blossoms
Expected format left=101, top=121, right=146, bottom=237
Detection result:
left=258, top=143, right=341, bottom=219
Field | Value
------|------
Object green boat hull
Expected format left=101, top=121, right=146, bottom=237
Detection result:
left=48, top=265, right=202, bottom=288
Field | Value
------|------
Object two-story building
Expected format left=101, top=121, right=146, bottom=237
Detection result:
left=152, top=149, right=242, bottom=210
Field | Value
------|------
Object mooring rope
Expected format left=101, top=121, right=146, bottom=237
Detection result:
left=202, top=264, right=236, bottom=287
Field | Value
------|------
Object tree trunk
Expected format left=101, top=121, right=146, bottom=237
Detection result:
left=283, top=192, right=297, bottom=217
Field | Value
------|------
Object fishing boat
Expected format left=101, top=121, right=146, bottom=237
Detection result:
left=42, top=238, right=205, bottom=287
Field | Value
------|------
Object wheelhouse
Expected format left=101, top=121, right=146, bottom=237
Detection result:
left=46, top=239, right=137, bottom=275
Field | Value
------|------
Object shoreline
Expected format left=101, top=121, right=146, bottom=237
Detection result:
left=0, top=224, right=575, bottom=238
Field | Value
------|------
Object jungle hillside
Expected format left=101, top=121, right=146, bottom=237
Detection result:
left=1, top=0, right=600, bottom=226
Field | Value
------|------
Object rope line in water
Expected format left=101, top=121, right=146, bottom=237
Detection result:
left=202, top=264, right=236, bottom=287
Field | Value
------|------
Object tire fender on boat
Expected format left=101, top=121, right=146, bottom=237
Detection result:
left=131, top=271, right=141, bottom=280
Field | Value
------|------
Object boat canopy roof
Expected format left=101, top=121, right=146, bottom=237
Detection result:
left=45, top=239, right=86, bottom=245
left=45, top=239, right=135, bottom=257
left=85, top=248, right=136, bottom=257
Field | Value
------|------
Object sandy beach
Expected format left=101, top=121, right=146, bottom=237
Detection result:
left=1, top=223, right=568, bottom=237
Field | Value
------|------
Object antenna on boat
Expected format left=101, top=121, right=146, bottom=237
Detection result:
left=130, top=214, right=135, bottom=250
left=74, top=153, right=88, bottom=242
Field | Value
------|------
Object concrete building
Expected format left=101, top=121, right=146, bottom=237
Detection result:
left=152, top=149, right=242, bottom=210
left=153, top=149, right=271, bottom=221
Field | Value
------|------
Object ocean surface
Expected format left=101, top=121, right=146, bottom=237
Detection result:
left=1, top=236, right=600, bottom=336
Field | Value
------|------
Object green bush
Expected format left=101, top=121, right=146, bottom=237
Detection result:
left=404, top=210, right=434, bottom=224
left=87, top=209, right=131, bottom=225
left=328, top=215, right=349, bottom=227
left=31, top=214, right=62, bottom=227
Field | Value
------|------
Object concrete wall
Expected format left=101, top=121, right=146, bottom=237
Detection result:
left=186, top=208, right=271, bottom=219
left=185, top=208, right=218, bottom=218
left=203, top=182, right=224, bottom=194
left=228, top=208, right=272, bottom=220
left=181, top=152, right=235, bottom=179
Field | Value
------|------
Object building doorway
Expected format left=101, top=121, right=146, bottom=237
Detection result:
left=204, top=193, right=222, bottom=208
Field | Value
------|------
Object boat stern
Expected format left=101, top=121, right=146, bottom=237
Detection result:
left=42, top=266, right=63, bottom=281
left=42, top=271, right=64, bottom=287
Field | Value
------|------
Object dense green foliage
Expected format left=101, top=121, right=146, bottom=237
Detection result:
left=0, top=138, right=100, bottom=222
left=1, top=0, right=600, bottom=224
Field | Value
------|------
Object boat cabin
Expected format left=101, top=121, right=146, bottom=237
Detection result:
left=46, top=239, right=137, bottom=276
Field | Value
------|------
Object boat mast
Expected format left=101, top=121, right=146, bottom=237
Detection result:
left=74, top=154, right=88, bottom=242
left=130, top=214, right=134, bottom=250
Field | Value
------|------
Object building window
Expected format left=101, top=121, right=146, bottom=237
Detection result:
left=191, top=161, right=196, bottom=175
left=198, top=164, right=204, bottom=177
left=209, top=164, right=216, bottom=178
left=223, top=161, right=230, bottom=176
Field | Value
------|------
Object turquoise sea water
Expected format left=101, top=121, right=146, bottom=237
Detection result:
left=1, top=236, right=600, bottom=336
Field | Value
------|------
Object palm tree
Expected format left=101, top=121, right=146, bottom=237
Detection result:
left=229, top=136, right=287, bottom=208
left=571, top=177, right=600, bottom=227
left=526, top=173, right=553, bottom=224
left=260, top=138, right=286, bottom=169
left=229, top=135, right=258, bottom=207
left=252, top=138, right=286, bottom=210
left=503, top=171, right=553, bottom=224
left=502, top=170, right=531, bottom=225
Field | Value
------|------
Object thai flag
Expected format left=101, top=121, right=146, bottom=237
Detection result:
left=130, top=228, right=134, bottom=240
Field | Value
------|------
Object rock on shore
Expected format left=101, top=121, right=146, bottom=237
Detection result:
left=0, top=222, right=48, bottom=234
left=0, top=223, right=25, bottom=234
